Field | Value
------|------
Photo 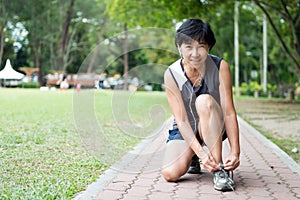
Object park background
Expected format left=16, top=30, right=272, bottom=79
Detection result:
left=0, top=0, right=299, bottom=199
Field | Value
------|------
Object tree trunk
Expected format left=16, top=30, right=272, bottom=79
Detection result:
left=57, top=0, right=75, bottom=71
left=34, top=38, right=42, bottom=87
left=38, top=41, right=45, bottom=86
left=262, top=14, right=267, bottom=92
left=87, top=16, right=107, bottom=74
left=234, top=0, right=240, bottom=96
left=31, top=0, right=43, bottom=87
left=0, top=0, right=7, bottom=67
left=123, top=23, right=128, bottom=90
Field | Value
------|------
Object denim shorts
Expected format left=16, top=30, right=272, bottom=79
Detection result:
left=166, top=125, right=227, bottom=144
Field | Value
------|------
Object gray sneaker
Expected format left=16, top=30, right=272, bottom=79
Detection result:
left=213, top=164, right=235, bottom=192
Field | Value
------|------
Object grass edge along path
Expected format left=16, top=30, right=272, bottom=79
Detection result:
left=234, top=96, right=300, bottom=164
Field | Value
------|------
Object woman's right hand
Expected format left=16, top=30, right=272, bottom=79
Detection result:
left=199, top=147, right=222, bottom=172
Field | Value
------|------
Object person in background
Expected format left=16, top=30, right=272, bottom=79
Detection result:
left=59, top=75, right=69, bottom=91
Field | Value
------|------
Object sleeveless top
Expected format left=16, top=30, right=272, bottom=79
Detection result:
left=168, top=54, right=222, bottom=133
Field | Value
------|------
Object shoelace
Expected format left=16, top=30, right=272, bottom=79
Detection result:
left=218, top=163, right=235, bottom=191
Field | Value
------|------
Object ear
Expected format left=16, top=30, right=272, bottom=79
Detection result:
left=177, top=45, right=181, bottom=54
left=178, top=48, right=183, bottom=58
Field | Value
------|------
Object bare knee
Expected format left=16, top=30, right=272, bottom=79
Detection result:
left=161, top=168, right=180, bottom=182
left=195, top=94, right=213, bottom=113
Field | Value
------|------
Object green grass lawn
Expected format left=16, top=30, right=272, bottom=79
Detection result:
left=0, top=88, right=171, bottom=199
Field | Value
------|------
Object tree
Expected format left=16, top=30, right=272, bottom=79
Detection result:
left=106, top=0, right=232, bottom=28
left=0, top=0, right=7, bottom=67
left=3, top=0, right=95, bottom=85
left=106, top=0, right=240, bottom=88
left=67, top=0, right=110, bottom=74
left=3, top=0, right=55, bottom=86
left=253, top=0, right=300, bottom=75
left=15, top=47, right=29, bottom=67
left=27, top=0, right=50, bottom=86
left=105, top=0, right=192, bottom=89
left=86, top=15, right=107, bottom=74
left=106, top=0, right=299, bottom=80
left=2, top=0, right=298, bottom=89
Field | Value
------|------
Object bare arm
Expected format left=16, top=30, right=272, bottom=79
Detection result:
left=164, top=69, right=211, bottom=162
left=219, top=60, right=240, bottom=170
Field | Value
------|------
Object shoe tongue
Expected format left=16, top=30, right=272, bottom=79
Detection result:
left=219, top=171, right=226, bottom=178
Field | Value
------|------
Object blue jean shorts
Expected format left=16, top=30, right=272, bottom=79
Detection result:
left=166, top=125, right=227, bottom=144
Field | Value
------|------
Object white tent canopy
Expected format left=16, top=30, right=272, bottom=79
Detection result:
left=0, top=59, right=24, bottom=80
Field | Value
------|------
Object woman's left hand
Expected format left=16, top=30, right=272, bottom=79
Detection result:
left=224, top=152, right=240, bottom=171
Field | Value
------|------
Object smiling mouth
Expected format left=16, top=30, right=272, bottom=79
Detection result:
left=190, top=60, right=201, bottom=63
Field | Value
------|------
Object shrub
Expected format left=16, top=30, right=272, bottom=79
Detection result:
left=239, top=81, right=264, bottom=96
left=151, top=83, right=163, bottom=91
left=18, top=82, right=39, bottom=88
left=240, top=82, right=249, bottom=95
left=267, top=83, right=277, bottom=93
left=249, top=81, right=263, bottom=94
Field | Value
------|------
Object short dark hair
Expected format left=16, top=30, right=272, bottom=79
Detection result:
left=175, top=19, right=216, bottom=50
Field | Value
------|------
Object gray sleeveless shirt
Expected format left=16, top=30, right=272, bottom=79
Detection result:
left=168, top=54, right=222, bottom=133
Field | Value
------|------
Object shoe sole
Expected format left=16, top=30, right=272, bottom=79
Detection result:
left=187, top=168, right=201, bottom=174
left=187, top=170, right=201, bottom=174
left=214, top=185, right=235, bottom=192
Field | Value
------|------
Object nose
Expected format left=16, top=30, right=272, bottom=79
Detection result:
left=192, top=47, right=199, bottom=57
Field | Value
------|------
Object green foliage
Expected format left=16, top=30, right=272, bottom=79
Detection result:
left=249, top=81, right=263, bottom=93
left=267, top=83, right=277, bottom=93
left=240, top=81, right=264, bottom=96
left=15, top=47, right=30, bottom=68
left=1, top=40, right=15, bottom=70
left=151, top=83, right=163, bottom=91
left=106, top=0, right=232, bottom=29
left=239, top=82, right=248, bottom=95
left=240, top=81, right=280, bottom=97
left=18, top=82, right=39, bottom=88
left=1, top=0, right=299, bottom=88
left=252, top=0, right=300, bottom=75
left=106, top=0, right=175, bottom=28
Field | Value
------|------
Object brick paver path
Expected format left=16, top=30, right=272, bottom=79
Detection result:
left=75, top=117, right=300, bottom=200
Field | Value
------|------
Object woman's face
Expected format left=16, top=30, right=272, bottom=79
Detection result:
left=179, top=39, right=209, bottom=69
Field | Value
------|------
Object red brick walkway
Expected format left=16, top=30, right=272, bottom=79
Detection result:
left=75, top=117, right=300, bottom=200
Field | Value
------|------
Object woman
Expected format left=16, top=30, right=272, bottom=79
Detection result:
left=161, top=19, right=240, bottom=192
